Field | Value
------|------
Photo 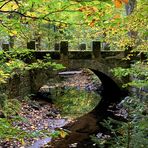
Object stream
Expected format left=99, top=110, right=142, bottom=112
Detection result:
left=28, top=69, right=102, bottom=148
left=28, top=119, right=68, bottom=148
left=0, top=68, right=146, bottom=147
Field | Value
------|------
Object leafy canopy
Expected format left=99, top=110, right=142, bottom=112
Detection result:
left=0, top=0, right=147, bottom=50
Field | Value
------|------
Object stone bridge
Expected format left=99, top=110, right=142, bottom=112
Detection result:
left=28, top=41, right=129, bottom=91
left=3, top=40, right=142, bottom=101
left=26, top=40, right=131, bottom=113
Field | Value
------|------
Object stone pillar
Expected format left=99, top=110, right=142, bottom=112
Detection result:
left=2, top=43, right=9, bottom=51
left=54, top=43, right=60, bottom=51
left=140, top=52, right=146, bottom=62
left=9, top=36, right=15, bottom=48
left=124, top=46, right=132, bottom=57
left=92, top=41, right=101, bottom=59
left=79, top=43, right=86, bottom=50
left=60, top=41, right=68, bottom=59
left=27, top=40, right=36, bottom=50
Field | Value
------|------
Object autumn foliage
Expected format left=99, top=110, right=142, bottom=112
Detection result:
left=114, top=0, right=129, bottom=8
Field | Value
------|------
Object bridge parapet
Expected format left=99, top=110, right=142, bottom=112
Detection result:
left=25, top=40, right=126, bottom=60
left=1, top=40, right=104, bottom=60
left=2, top=40, right=147, bottom=62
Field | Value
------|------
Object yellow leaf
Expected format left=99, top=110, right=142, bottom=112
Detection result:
left=12, top=4, right=18, bottom=10
left=92, top=7, right=98, bottom=12
left=1, top=2, right=18, bottom=11
left=26, top=12, right=36, bottom=17
left=20, top=139, right=25, bottom=146
left=1, top=6, right=9, bottom=11
left=9, top=30, right=17, bottom=36
left=60, top=130, right=68, bottom=138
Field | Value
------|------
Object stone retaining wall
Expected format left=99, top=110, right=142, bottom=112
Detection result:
left=0, top=68, right=56, bottom=100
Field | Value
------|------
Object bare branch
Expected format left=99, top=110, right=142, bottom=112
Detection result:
left=0, top=9, right=86, bottom=26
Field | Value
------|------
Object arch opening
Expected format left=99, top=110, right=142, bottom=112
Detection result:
left=33, top=68, right=102, bottom=118
left=90, top=69, right=128, bottom=115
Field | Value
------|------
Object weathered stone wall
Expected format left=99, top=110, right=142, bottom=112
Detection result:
left=29, top=68, right=57, bottom=94
left=7, top=71, right=31, bottom=99
left=0, top=67, right=58, bottom=100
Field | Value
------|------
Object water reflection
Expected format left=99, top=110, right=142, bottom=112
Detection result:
left=53, top=87, right=101, bottom=118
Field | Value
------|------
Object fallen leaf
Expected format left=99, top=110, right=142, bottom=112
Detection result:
left=60, top=130, right=68, bottom=138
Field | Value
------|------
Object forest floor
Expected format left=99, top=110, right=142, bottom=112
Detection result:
left=0, top=69, right=101, bottom=148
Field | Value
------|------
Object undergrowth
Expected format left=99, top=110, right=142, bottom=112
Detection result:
left=91, top=61, right=148, bottom=148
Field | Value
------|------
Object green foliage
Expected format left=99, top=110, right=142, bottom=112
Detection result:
left=91, top=95, right=148, bottom=148
left=0, top=99, right=32, bottom=142
left=0, top=70, right=10, bottom=84
left=0, top=48, right=65, bottom=85
left=27, top=60, right=65, bottom=71
left=0, top=0, right=147, bottom=51
left=0, top=0, right=147, bottom=50
left=112, top=62, right=148, bottom=88
left=0, top=117, right=62, bottom=143
left=2, top=99, right=21, bottom=117
left=92, top=61, right=148, bottom=147
left=0, top=118, right=28, bottom=140
left=0, top=93, right=7, bottom=109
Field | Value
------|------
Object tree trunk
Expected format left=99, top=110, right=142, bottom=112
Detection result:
left=125, top=0, right=137, bottom=42
left=125, top=0, right=137, bottom=15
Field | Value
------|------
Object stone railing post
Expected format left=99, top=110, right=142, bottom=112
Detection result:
left=92, top=41, right=101, bottom=59
left=27, top=40, right=36, bottom=50
left=54, top=43, right=60, bottom=51
left=2, top=43, right=9, bottom=51
left=124, top=46, right=132, bottom=56
left=60, top=41, right=68, bottom=59
left=79, top=43, right=86, bottom=50
left=9, top=36, right=15, bottom=48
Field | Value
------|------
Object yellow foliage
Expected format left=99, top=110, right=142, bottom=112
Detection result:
left=0, top=1, right=18, bottom=11
left=9, top=30, right=17, bottom=36
left=20, top=139, right=25, bottom=146
left=26, top=12, right=37, bottom=17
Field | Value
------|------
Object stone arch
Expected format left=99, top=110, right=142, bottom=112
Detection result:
left=30, top=60, right=128, bottom=106
left=58, top=64, right=127, bottom=114
left=90, top=69, right=127, bottom=114
left=60, top=59, right=125, bottom=88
